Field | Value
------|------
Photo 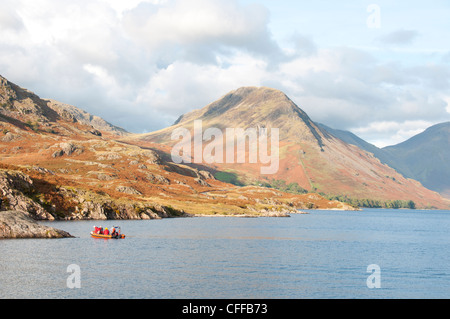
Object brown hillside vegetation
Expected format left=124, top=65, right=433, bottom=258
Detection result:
left=0, top=75, right=355, bottom=220
left=128, top=87, right=450, bottom=210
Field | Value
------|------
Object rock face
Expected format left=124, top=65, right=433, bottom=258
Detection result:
left=0, top=167, right=191, bottom=221
left=0, top=169, right=54, bottom=220
left=45, top=99, right=128, bottom=136
left=0, top=210, right=73, bottom=239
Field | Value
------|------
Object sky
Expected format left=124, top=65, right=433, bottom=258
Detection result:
left=1, top=0, right=449, bottom=147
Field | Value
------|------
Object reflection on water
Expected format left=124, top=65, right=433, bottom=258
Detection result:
left=1, top=209, right=450, bottom=298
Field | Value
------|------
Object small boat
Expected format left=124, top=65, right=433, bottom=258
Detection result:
left=91, top=226, right=125, bottom=239
left=90, top=232, right=126, bottom=239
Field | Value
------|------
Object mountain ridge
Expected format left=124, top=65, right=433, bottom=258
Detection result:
left=320, top=121, right=450, bottom=199
left=140, top=86, right=325, bottom=148
left=382, top=122, right=450, bottom=197
left=1, top=76, right=355, bottom=224
left=125, top=86, right=450, bottom=209
left=0, top=74, right=128, bottom=136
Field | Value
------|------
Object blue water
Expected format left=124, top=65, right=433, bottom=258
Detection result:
left=1, top=209, right=450, bottom=299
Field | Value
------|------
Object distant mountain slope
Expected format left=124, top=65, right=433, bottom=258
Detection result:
left=382, top=122, right=450, bottom=197
left=125, top=87, right=450, bottom=209
left=320, top=122, right=450, bottom=199
left=0, top=75, right=127, bottom=136
left=47, top=99, right=128, bottom=136
left=317, top=123, right=387, bottom=161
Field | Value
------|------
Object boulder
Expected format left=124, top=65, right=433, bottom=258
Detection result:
left=116, top=185, right=142, bottom=195
left=89, top=129, right=102, bottom=136
left=54, top=142, right=84, bottom=156
left=52, top=149, right=64, bottom=158
left=145, top=173, right=170, bottom=185
left=143, top=150, right=161, bottom=165
left=1, top=132, right=20, bottom=142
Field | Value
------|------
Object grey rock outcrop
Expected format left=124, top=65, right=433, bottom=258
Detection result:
left=0, top=169, right=54, bottom=220
left=116, top=185, right=142, bottom=195
left=52, top=142, right=84, bottom=157
left=145, top=173, right=170, bottom=185
left=0, top=210, right=73, bottom=238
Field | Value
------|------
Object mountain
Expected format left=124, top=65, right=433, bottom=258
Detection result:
left=382, top=122, right=450, bottom=198
left=1, top=76, right=353, bottom=223
left=316, top=123, right=387, bottom=162
left=146, top=86, right=324, bottom=145
left=320, top=122, right=450, bottom=199
left=126, top=87, right=450, bottom=209
left=47, top=99, right=129, bottom=136
left=0, top=75, right=127, bottom=136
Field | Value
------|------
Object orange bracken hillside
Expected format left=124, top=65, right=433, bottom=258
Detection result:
left=127, top=87, right=450, bottom=210
left=0, top=75, right=356, bottom=221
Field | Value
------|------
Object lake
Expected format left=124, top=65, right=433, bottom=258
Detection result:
left=1, top=208, right=450, bottom=299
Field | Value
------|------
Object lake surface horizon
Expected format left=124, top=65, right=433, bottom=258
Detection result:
left=1, top=208, right=450, bottom=299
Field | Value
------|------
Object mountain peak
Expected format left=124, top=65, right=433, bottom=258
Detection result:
left=227, top=86, right=288, bottom=99
left=175, top=86, right=294, bottom=125
left=173, top=86, right=322, bottom=142
left=140, top=86, right=327, bottom=155
left=202, top=86, right=301, bottom=120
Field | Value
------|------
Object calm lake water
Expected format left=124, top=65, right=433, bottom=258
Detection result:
left=1, top=208, right=450, bottom=299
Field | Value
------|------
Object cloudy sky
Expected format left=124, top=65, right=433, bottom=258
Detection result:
left=1, top=0, right=449, bottom=147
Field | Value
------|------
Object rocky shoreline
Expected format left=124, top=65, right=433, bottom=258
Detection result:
left=0, top=166, right=356, bottom=238
left=0, top=210, right=73, bottom=239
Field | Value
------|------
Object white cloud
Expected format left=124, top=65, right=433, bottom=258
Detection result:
left=135, top=53, right=268, bottom=117
left=0, top=0, right=449, bottom=147
left=122, top=0, right=279, bottom=62
left=124, top=0, right=266, bottom=44
left=83, top=64, right=116, bottom=89
left=0, top=0, right=278, bottom=132
left=445, top=97, right=450, bottom=114
left=99, top=0, right=162, bottom=18
left=0, top=0, right=24, bottom=32
left=378, top=29, right=420, bottom=46
left=352, top=120, right=434, bottom=147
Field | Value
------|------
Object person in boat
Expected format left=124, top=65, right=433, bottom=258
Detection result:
left=111, top=227, right=117, bottom=237
left=104, top=227, right=110, bottom=236
left=94, top=226, right=101, bottom=234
